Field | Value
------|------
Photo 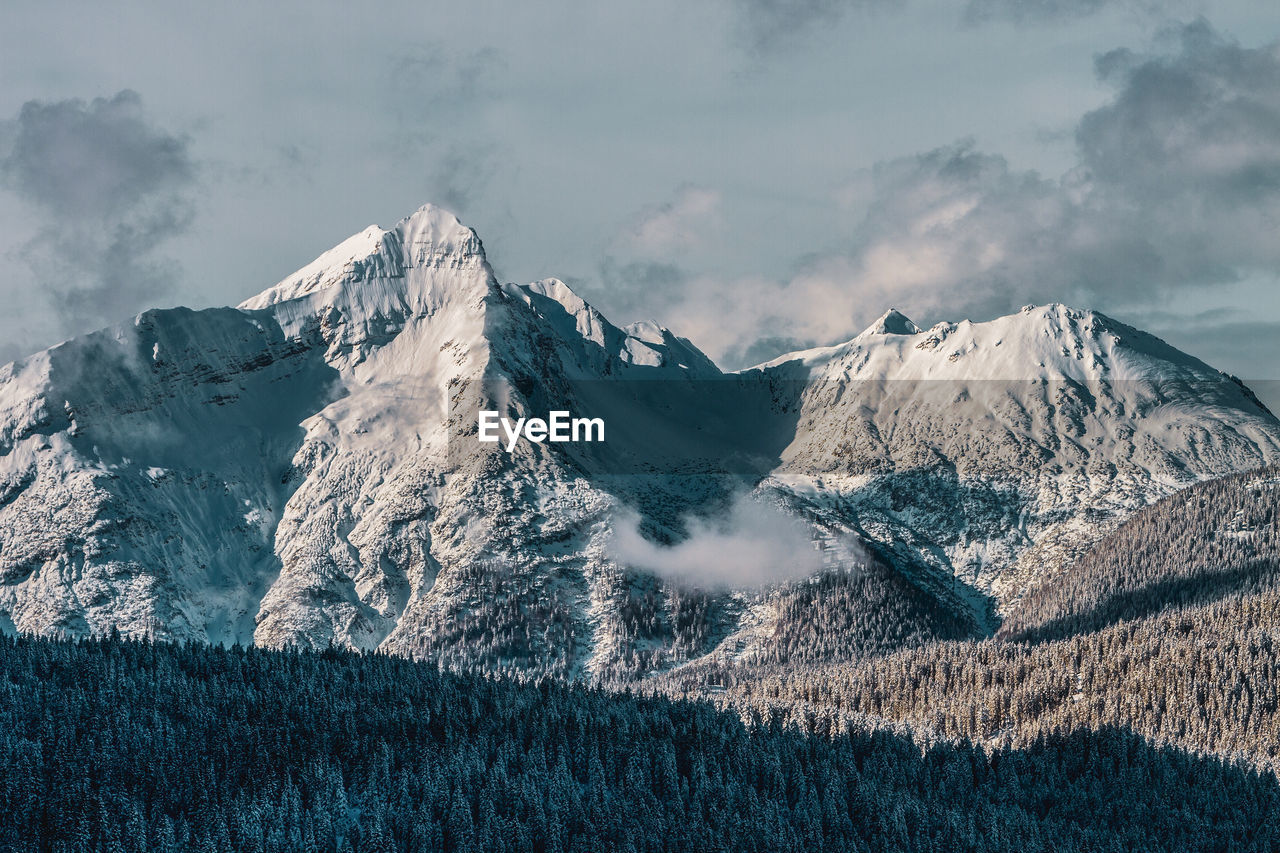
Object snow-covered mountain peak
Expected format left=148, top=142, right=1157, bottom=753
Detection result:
left=225, top=205, right=502, bottom=372
left=505, top=278, right=610, bottom=347
left=238, top=225, right=392, bottom=311
left=239, top=204, right=485, bottom=312
left=619, top=320, right=721, bottom=374
left=3, top=202, right=1278, bottom=677
left=497, top=277, right=719, bottom=377
left=394, top=203, right=485, bottom=269
left=861, top=309, right=922, bottom=337
left=230, top=205, right=723, bottom=386
left=755, top=302, right=1210, bottom=385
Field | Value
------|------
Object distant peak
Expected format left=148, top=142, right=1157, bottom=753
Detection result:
left=394, top=203, right=477, bottom=245
left=623, top=319, right=667, bottom=344
left=520, top=278, right=588, bottom=311
left=239, top=202, right=486, bottom=310
left=862, top=309, right=921, bottom=337
left=393, top=203, right=485, bottom=268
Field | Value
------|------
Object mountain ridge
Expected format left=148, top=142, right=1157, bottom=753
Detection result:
left=0, top=203, right=1275, bottom=681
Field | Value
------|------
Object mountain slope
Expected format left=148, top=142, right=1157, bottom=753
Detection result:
left=659, top=467, right=1280, bottom=776
left=999, top=465, right=1280, bottom=642
left=755, top=304, right=1280, bottom=616
left=0, top=204, right=1277, bottom=681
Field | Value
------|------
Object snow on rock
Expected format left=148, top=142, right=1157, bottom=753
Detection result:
left=0, top=206, right=1276, bottom=681
left=862, top=308, right=922, bottom=337
left=757, top=303, right=1280, bottom=614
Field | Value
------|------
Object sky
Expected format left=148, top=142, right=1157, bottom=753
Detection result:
left=1, top=0, right=1279, bottom=392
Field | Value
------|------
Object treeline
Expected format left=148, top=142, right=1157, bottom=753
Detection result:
left=2, top=634, right=1278, bottom=852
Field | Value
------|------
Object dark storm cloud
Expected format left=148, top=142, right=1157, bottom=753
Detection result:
left=0, top=90, right=196, bottom=336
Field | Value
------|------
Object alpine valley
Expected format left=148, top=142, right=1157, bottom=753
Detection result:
left=1, top=203, right=1277, bottom=691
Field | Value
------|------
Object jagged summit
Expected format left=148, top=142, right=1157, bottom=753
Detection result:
left=395, top=203, right=486, bottom=267
left=505, top=278, right=612, bottom=348
left=234, top=205, right=718, bottom=379
left=239, top=203, right=485, bottom=311
left=0, top=203, right=1278, bottom=679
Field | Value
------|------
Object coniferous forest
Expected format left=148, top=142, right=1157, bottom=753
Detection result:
left=9, top=1, right=1280, bottom=846
left=3, top=468, right=1280, bottom=851
left=1, top=633, right=1278, bottom=853
left=653, top=467, right=1280, bottom=779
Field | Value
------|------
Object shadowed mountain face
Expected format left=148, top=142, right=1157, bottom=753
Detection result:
left=0, top=204, right=1277, bottom=680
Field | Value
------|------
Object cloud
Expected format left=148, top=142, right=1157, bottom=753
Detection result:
left=387, top=45, right=507, bottom=145
left=961, top=0, right=1179, bottom=26
left=592, top=258, right=690, bottom=323
left=726, top=0, right=1178, bottom=52
left=587, top=21, right=1280, bottom=370
left=608, top=492, right=823, bottom=589
left=428, top=141, right=501, bottom=215
left=390, top=46, right=506, bottom=110
left=1079, top=20, right=1280, bottom=231
left=727, top=0, right=905, bottom=55
left=0, top=90, right=196, bottom=341
left=3, top=90, right=191, bottom=220
left=592, top=186, right=724, bottom=322
left=735, top=334, right=818, bottom=367
left=384, top=45, right=508, bottom=215
left=627, top=186, right=722, bottom=254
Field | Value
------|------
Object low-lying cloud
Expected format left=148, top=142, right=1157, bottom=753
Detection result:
left=608, top=493, right=823, bottom=589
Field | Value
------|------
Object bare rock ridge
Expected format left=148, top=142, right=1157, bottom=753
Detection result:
left=0, top=203, right=1276, bottom=680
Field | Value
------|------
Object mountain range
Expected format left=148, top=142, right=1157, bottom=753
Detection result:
left=1, top=203, right=1276, bottom=682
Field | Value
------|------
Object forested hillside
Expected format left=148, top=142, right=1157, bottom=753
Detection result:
left=1002, top=467, right=1280, bottom=642
left=656, top=467, right=1280, bottom=776
left=2, top=634, right=1277, bottom=853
